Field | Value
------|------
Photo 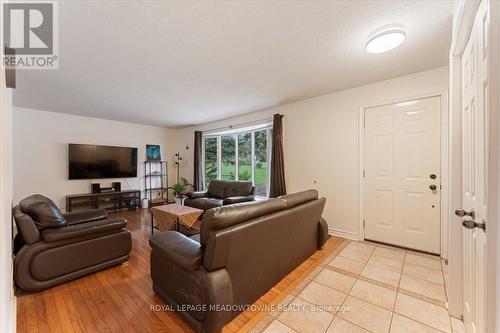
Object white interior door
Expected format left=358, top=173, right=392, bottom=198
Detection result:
left=364, top=96, right=441, bottom=253
left=458, top=1, right=488, bottom=332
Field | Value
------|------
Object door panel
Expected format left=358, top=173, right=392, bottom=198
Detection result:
left=376, top=190, right=393, bottom=227
left=365, top=97, right=441, bottom=253
left=460, top=1, right=488, bottom=332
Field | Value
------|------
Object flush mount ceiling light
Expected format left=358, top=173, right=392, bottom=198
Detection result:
left=366, top=25, right=406, bottom=54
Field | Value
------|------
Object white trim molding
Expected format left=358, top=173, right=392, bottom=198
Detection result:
left=0, top=74, right=15, bottom=333
left=329, top=228, right=362, bottom=241
left=487, top=0, right=500, bottom=331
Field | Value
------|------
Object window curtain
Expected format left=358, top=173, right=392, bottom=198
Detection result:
left=270, top=114, right=286, bottom=197
left=193, top=131, right=203, bottom=191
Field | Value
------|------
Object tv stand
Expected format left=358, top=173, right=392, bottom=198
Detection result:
left=66, top=189, right=141, bottom=213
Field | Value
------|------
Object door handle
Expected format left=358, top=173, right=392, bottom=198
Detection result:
left=455, top=208, right=476, bottom=219
left=462, top=219, right=486, bottom=231
left=429, top=184, right=437, bottom=191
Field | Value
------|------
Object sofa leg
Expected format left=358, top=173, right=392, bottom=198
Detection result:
left=121, top=261, right=129, bottom=267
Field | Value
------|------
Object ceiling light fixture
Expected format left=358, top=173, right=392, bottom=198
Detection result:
left=366, top=25, right=406, bottom=54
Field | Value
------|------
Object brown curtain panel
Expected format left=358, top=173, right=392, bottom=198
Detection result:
left=193, top=131, right=203, bottom=191
left=270, top=114, right=286, bottom=197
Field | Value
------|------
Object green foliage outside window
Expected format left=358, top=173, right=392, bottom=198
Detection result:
left=203, top=128, right=270, bottom=194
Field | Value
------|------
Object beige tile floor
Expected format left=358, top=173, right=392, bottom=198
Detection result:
left=251, top=240, right=465, bottom=333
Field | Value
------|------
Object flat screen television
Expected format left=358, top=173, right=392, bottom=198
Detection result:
left=69, top=144, right=138, bottom=179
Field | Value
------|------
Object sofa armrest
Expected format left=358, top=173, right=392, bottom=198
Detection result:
left=13, top=206, right=41, bottom=245
left=318, top=217, right=329, bottom=249
left=149, top=231, right=202, bottom=271
left=185, top=190, right=208, bottom=199
left=42, top=217, right=127, bottom=243
left=63, top=209, right=108, bottom=225
left=223, top=196, right=255, bottom=205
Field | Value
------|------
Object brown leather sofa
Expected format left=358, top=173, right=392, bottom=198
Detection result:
left=149, top=190, right=328, bottom=333
left=184, top=180, right=255, bottom=212
left=13, top=194, right=132, bottom=292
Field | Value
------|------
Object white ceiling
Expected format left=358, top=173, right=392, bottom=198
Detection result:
left=13, top=0, right=453, bottom=128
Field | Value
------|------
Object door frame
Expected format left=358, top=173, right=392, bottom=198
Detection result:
left=487, top=2, right=500, bottom=331
left=489, top=2, right=500, bottom=331
left=358, top=91, right=449, bottom=258
left=448, top=0, right=500, bottom=328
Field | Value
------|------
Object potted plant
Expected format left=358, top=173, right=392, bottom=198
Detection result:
left=164, top=178, right=193, bottom=205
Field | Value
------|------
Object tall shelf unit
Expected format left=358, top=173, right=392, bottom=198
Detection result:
left=144, top=160, right=169, bottom=207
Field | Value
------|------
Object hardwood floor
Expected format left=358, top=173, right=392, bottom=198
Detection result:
left=16, top=209, right=344, bottom=333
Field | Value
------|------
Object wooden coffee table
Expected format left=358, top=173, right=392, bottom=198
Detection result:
left=150, top=204, right=203, bottom=233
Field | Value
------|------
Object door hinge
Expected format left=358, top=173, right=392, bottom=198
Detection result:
left=363, top=118, right=365, bottom=127
left=363, top=219, right=365, bottom=228
left=363, top=169, right=365, bottom=178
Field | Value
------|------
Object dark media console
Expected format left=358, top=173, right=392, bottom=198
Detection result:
left=66, top=189, right=140, bottom=213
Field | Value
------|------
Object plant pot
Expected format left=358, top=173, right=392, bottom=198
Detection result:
left=175, top=197, right=183, bottom=205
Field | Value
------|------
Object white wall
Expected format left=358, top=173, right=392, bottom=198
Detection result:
left=1, top=79, right=15, bottom=331
left=175, top=66, right=449, bottom=239
left=12, top=66, right=449, bottom=239
left=13, top=108, right=179, bottom=209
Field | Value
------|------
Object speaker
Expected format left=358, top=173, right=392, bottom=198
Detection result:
left=91, top=183, right=101, bottom=194
left=112, top=182, right=121, bottom=192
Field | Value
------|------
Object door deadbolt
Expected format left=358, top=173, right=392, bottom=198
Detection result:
left=429, top=184, right=437, bottom=191
left=430, top=174, right=437, bottom=179
left=455, top=209, right=476, bottom=219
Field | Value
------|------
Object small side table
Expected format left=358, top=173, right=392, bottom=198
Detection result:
left=151, top=204, right=203, bottom=233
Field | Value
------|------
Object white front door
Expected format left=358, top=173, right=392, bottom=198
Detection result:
left=364, top=96, right=441, bottom=253
left=459, top=1, right=488, bottom=332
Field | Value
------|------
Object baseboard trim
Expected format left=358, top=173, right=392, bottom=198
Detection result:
left=329, top=228, right=362, bottom=241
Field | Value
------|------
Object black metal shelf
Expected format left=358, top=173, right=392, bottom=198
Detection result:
left=144, top=160, right=168, bottom=206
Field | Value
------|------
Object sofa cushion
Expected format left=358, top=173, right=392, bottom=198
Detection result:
left=184, top=198, right=206, bottom=210
left=204, top=198, right=224, bottom=210
left=200, top=198, right=287, bottom=245
left=42, top=217, right=127, bottom=243
left=63, top=209, right=108, bottom=225
left=224, top=181, right=253, bottom=197
left=19, top=194, right=67, bottom=229
left=185, top=198, right=223, bottom=211
left=223, top=196, right=255, bottom=205
left=207, top=180, right=226, bottom=199
left=278, top=190, right=319, bottom=208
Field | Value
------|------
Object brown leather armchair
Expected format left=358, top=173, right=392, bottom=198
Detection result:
left=150, top=190, right=328, bottom=333
left=13, top=194, right=132, bottom=292
left=184, top=180, right=255, bottom=211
